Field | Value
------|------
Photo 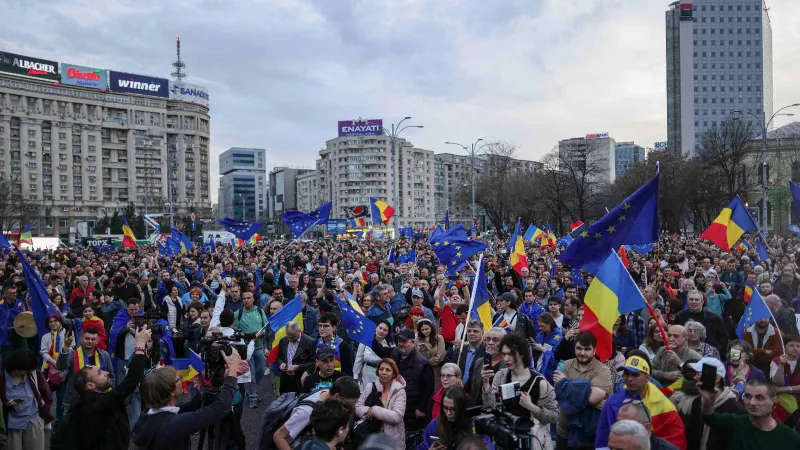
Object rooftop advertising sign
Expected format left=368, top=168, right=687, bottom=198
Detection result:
left=338, top=119, right=383, bottom=137
left=0, top=51, right=59, bottom=81
left=61, top=63, right=107, bottom=89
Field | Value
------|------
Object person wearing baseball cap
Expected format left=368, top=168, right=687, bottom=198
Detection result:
left=670, top=357, right=746, bottom=450
left=492, top=292, right=536, bottom=341
left=408, top=289, right=435, bottom=323
left=391, top=327, right=435, bottom=438
left=596, top=353, right=686, bottom=450
left=301, top=347, right=344, bottom=395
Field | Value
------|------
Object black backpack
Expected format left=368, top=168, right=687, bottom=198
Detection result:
left=258, top=392, right=316, bottom=450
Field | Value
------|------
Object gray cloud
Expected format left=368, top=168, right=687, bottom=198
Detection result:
left=2, top=0, right=799, bottom=203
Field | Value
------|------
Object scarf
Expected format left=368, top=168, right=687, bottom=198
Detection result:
left=74, top=346, right=101, bottom=372
left=43, top=330, right=61, bottom=369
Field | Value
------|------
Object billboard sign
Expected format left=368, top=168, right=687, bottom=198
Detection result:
left=169, top=81, right=210, bottom=107
left=654, top=141, right=669, bottom=149
left=327, top=219, right=348, bottom=235
left=61, top=63, right=106, bottom=89
left=108, top=70, right=169, bottom=98
left=338, top=119, right=383, bottom=137
left=585, top=132, right=609, bottom=139
left=0, top=51, right=59, bottom=81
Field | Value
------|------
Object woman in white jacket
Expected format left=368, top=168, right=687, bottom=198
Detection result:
left=354, top=320, right=393, bottom=389
left=39, top=313, right=73, bottom=420
left=355, top=358, right=407, bottom=449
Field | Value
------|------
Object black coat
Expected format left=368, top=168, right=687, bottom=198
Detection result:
left=674, top=309, right=728, bottom=357
left=132, top=376, right=237, bottom=450
left=276, top=334, right=316, bottom=375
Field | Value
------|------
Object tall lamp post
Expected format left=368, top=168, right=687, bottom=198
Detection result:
left=734, top=103, right=800, bottom=238
left=237, top=193, right=254, bottom=222
left=445, top=139, right=487, bottom=229
left=385, top=118, right=423, bottom=234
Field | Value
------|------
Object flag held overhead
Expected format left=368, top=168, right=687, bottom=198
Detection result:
left=699, top=196, right=758, bottom=252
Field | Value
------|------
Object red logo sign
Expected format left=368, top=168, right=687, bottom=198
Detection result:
left=66, top=67, right=101, bottom=81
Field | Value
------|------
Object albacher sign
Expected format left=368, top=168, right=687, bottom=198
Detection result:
left=61, top=63, right=107, bottom=89
left=0, top=51, right=59, bottom=81
left=338, top=119, right=383, bottom=137
left=169, top=81, right=210, bottom=107
left=108, top=70, right=169, bottom=98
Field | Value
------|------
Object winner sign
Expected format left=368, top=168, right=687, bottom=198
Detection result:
left=338, top=119, right=383, bottom=137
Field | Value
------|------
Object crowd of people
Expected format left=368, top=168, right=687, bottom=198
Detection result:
left=1, top=230, right=800, bottom=449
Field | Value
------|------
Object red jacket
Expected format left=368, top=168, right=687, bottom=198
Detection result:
left=435, top=304, right=458, bottom=342
left=70, top=286, right=96, bottom=306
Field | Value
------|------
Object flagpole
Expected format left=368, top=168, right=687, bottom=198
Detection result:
left=458, top=254, right=484, bottom=366
left=642, top=242, right=672, bottom=352
left=764, top=300, right=787, bottom=356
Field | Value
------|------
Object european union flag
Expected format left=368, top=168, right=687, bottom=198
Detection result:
left=736, top=282, right=773, bottom=338
left=445, top=210, right=450, bottom=230
left=171, top=228, right=194, bottom=253
left=399, top=227, right=414, bottom=239
left=0, top=233, right=9, bottom=249
left=559, top=170, right=659, bottom=272
left=431, top=225, right=488, bottom=275
left=332, top=292, right=376, bottom=347
left=791, top=180, right=800, bottom=223
left=626, top=243, right=657, bottom=254
left=282, top=210, right=318, bottom=238
left=218, top=217, right=264, bottom=241
left=570, top=266, right=586, bottom=289
left=201, top=238, right=216, bottom=255
left=18, top=251, right=60, bottom=339
left=159, top=237, right=182, bottom=257
left=398, top=248, right=417, bottom=264
left=387, top=247, right=396, bottom=264
left=468, top=225, right=477, bottom=237
left=755, top=237, right=769, bottom=263
left=309, top=201, right=332, bottom=224
left=429, top=225, right=445, bottom=244
left=557, top=235, right=574, bottom=247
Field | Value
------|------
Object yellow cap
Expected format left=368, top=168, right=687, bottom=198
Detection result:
left=620, top=356, right=651, bottom=375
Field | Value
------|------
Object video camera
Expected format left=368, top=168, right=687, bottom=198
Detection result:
left=199, top=331, right=251, bottom=388
left=467, top=382, right=534, bottom=449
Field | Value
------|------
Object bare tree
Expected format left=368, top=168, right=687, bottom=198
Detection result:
left=0, top=178, right=40, bottom=233
left=696, top=117, right=759, bottom=201
left=557, top=138, right=610, bottom=222
left=539, top=147, right=572, bottom=234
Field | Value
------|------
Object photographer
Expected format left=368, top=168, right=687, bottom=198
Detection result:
left=481, top=333, right=558, bottom=448
left=418, top=386, right=491, bottom=450
left=51, top=326, right=151, bottom=450
left=131, top=347, right=242, bottom=450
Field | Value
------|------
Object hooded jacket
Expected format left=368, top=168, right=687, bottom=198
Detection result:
left=672, top=386, right=745, bottom=450
left=355, top=377, right=407, bottom=449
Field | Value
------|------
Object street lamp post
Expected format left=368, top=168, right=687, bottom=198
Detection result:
left=385, top=118, right=423, bottom=234
left=445, top=139, right=487, bottom=229
left=734, top=103, right=800, bottom=238
left=237, top=193, right=254, bottom=222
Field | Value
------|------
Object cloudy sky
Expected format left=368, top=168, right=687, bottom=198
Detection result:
left=3, top=0, right=800, bottom=202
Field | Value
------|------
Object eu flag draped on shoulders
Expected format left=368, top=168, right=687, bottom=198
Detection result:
left=508, top=220, right=528, bottom=275
left=19, top=250, right=60, bottom=339
left=171, top=228, right=193, bottom=253
left=580, top=251, right=646, bottom=361
left=282, top=210, right=318, bottom=238
left=559, top=169, right=659, bottom=272
left=218, top=217, right=264, bottom=241
left=699, top=195, right=757, bottom=252
left=431, top=224, right=487, bottom=276
left=469, top=254, right=492, bottom=332
left=332, top=292, right=376, bottom=347
left=736, top=282, right=773, bottom=339
left=120, top=215, right=137, bottom=249
left=369, top=197, right=395, bottom=225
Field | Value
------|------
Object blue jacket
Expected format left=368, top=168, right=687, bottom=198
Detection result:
left=555, top=378, right=602, bottom=447
left=388, top=293, right=408, bottom=312
left=417, top=418, right=494, bottom=450
left=519, top=300, right=545, bottom=334
left=534, top=329, right=562, bottom=383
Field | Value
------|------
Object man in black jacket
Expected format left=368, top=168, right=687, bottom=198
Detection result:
left=132, top=345, right=242, bottom=450
left=276, top=321, right=316, bottom=394
left=674, top=292, right=728, bottom=358
left=392, top=328, right=435, bottom=435
left=52, top=325, right=151, bottom=450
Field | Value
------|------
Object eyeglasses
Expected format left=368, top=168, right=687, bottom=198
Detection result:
left=621, top=398, right=651, bottom=422
left=442, top=405, right=457, bottom=413
left=440, top=373, right=456, bottom=379
left=484, top=337, right=501, bottom=343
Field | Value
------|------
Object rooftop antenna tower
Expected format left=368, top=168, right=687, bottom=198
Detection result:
left=171, top=34, right=186, bottom=81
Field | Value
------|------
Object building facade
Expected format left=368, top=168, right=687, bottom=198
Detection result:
left=614, top=142, right=646, bottom=178
left=0, top=50, right=211, bottom=240
left=558, top=134, right=617, bottom=184
left=666, top=0, right=773, bottom=156
left=268, top=167, right=314, bottom=228
left=295, top=170, right=319, bottom=213
left=314, top=135, right=435, bottom=229
left=218, top=147, right=266, bottom=221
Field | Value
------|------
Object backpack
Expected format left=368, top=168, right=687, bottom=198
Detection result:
left=258, top=392, right=316, bottom=450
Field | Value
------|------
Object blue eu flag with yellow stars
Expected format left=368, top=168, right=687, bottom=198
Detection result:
left=332, top=292, right=376, bottom=347
left=309, top=201, right=332, bottom=224
left=559, top=169, right=659, bottom=272
left=431, top=224, right=488, bottom=276
left=218, top=217, right=264, bottom=241
left=736, top=282, right=772, bottom=339
left=281, top=210, right=318, bottom=238
left=398, top=248, right=417, bottom=264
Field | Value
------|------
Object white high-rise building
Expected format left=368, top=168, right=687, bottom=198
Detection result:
left=218, top=147, right=266, bottom=221
left=666, top=0, right=773, bottom=156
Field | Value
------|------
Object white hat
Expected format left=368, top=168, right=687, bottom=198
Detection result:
left=688, top=357, right=725, bottom=378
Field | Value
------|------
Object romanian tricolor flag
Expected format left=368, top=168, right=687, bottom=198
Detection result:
left=348, top=217, right=366, bottom=228
left=642, top=382, right=686, bottom=449
left=509, top=220, right=528, bottom=275
left=774, top=393, right=799, bottom=424
left=369, top=197, right=395, bottom=225
left=121, top=214, right=137, bottom=249
left=659, top=377, right=683, bottom=397
left=579, top=251, right=645, bottom=361
left=469, top=254, right=492, bottom=332
left=249, top=233, right=263, bottom=244
left=524, top=224, right=544, bottom=243
left=173, top=350, right=205, bottom=392
left=699, top=196, right=757, bottom=252
left=19, top=225, right=32, bottom=246
left=234, top=238, right=245, bottom=247
left=266, top=295, right=305, bottom=367
left=541, top=225, right=557, bottom=250
left=743, top=283, right=754, bottom=304
left=736, top=238, right=752, bottom=253
left=492, top=316, right=511, bottom=334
